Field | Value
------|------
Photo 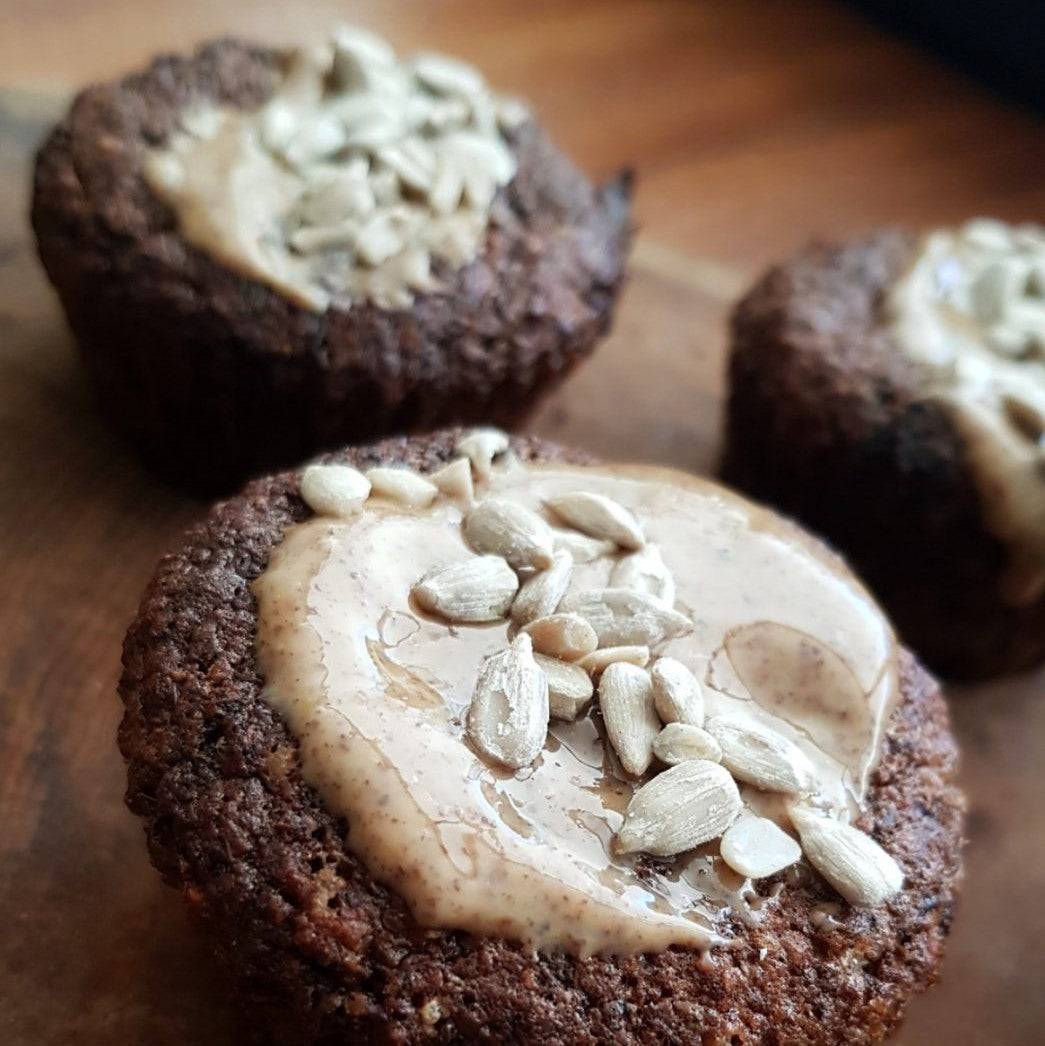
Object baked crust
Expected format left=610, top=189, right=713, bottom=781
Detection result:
left=119, top=429, right=964, bottom=1045
left=722, top=232, right=1045, bottom=679
left=32, top=40, right=631, bottom=495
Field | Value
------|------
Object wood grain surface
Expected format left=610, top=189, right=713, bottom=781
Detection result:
left=1, top=2, right=1044, bottom=1043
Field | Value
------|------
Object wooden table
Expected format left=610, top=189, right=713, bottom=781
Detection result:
left=2, top=2, right=1043, bottom=1043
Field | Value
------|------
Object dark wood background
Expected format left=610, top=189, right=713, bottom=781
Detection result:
left=2, top=2, right=1044, bottom=1042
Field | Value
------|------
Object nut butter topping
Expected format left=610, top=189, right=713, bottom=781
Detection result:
left=253, top=448, right=901, bottom=957
left=144, top=28, right=525, bottom=311
left=886, top=219, right=1045, bottom=604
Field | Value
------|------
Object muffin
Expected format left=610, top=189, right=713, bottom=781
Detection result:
left=32, top=29, right=631, bottom=495
left=119, top=427, right=963, bottom=1045
left=723, top=220, right=1045, bottom=679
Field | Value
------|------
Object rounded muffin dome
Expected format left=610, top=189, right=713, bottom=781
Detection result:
left=32, top=34, right=631, bottom=495
left=119, top=428, right=963, bottom=1045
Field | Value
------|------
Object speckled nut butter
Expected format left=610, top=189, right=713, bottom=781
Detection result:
left=253, top=436, right=902, bottom=957
left=887, top=218, right=1045, bottom=604
left=145, top=27, right=526, bottom=310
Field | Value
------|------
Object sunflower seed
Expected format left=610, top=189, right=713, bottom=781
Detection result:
left=464, top=499, right=555, bottom=570
left=616, top=759, right=742, bottom=857
left=378, top=136, right=437, bottom=194
left=427, top=155, right=464, bottom=215
left=610, top=544, right=676, bottom=606
left=412, top=52, right=486, bottom=99
left=706, top=718, right=817, bottom=795
left=598, top=663, right=660, bottom=776
left=332, top=25, right=397, bottom=91
left=496, top=97, right=530, bottom=131
left=535, top=654, right=593, bottom=721
left=578, top=645, right=651, bottom=675
left=552, top=529, right=617, bottom=564
left=545, top=492, right=646, bottom=550
left=461, top=167, right=496, bottom=210
left=522, top=613, right=598, bottom=662
left=354, top=214, right=403, bottom=266
left=295, top=170, right=375, bottom=227
left=720, top=814, right=802, bottom=880
left=467, top=634, right=549, bottom=770
left=428, top=458, right=474, bottom=502
left=284, top=114, right=349, bottom=166
left=365, top=466, right=438, bottom=508
left=454, top=428, right=510, bottom=479
left=788, top=806, right=904, bottom=906
left=289, top=220, right=360, bottom=255
left=652, top=723, right=722, bottom=765
left=650, top=657, right=705, bottom=727
left=559, top=588, right=691, bottom=647
left=412, top=556, right=518, bottom=623
left=300, top=463, right=372, bottom=517
left=511, top=550, right=573, bottom=625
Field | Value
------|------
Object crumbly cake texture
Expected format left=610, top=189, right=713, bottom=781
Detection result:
left=119, top=429, right=964, bottom=1046
left=31, top=39, right=631, bottom=496
left=722, top=232, right=1045, bottom=680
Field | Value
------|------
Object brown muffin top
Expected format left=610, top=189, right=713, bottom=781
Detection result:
left=33, top=35, right=631, bottom=348
left=119, top=430, right=964, bottom=1045
left=724, top=232, right=1045, bottom=677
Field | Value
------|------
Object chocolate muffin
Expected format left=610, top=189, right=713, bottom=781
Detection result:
left=32, top=30, right=631, bottom=495
left=723, top=220, right=1045, bottom=679
left=119, top=427, right=963, bottom=1045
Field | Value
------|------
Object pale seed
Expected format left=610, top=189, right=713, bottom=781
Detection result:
left=412, top=556, right=518, bottom=623
left=652, top=723, right=722, bottom=765
left=720, top=814, right=802, bottom=880
left=545, top=491, right=646, bottom=550
left=650, top=657, right=705, bottom=727
left=289, top=220, right=360, bottom=254
left=707, top=718, right=817, bottom=795
left=365, top=466, right=438, bottom=508
left=467, top=634, right=549, bottom=770
left=598, top=663, right=660, bottom=776
left=610, top=544, right=676, bottom=606
left=377, top=136, right=437, bottom=194
left=522, top=613, right=598, bottom=662
left=578, top=646, right=651, bottom=675
left=354, top=214, right=403, bottom=267
left=496, top=97, right=530, bottom=131
left=552, top=529, right=617, bottom=564
left=300, top=463, right=372, bottom=517
left=428, top=458, right=474, bottom=502
left=412, top=52, right=486, bottom=99
left=616, top=759, right=742, bottom=857
left=560, top=588, right=691, bottom=647
left=511, top=550, right=572, bottom=625
left=427, top=155, right=464, bottom=215
left=535, top=654, right=593, bottom=721
left=454, top=428, right=509, bottom=479
left=464, top=499, right=555, bottom=570
left=788, top=806, right=904, bottom=906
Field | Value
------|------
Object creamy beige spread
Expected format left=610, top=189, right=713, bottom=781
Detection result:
left=887, top=219, right=1045, bottom=604
left=144, top=27, right=526, bottom=310
left=253, top=460, right=899, bottom=957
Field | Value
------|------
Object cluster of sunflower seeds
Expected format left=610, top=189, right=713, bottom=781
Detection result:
left=300, top=430, right=904, bottom=909
left=952, top=219, right=1045, bottom=361
left=253, top=27, right=526, bottom=302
